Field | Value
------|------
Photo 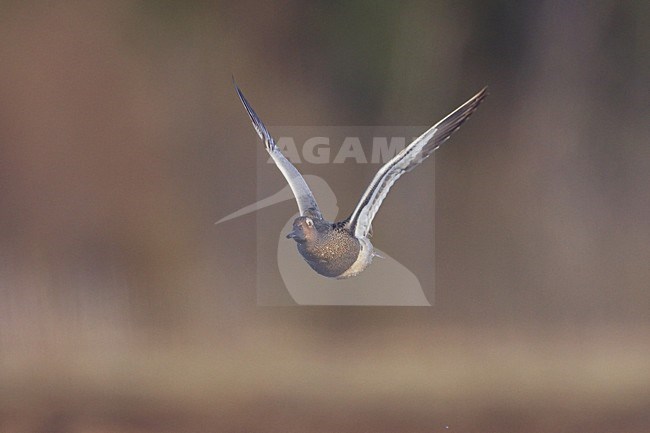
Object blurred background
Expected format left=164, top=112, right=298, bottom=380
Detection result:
left=1, top=1, right=649, bottom=432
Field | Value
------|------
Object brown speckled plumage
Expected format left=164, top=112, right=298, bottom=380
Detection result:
left=297, top=225, right=361, bottom=278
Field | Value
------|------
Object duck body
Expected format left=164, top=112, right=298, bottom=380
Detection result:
left=287, top=215, right=375, bottom=278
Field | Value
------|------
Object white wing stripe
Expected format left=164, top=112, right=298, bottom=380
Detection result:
left=269, top=149, right=322, bottom=217
left=346, top=87, right=488, bottom=238
left=349, top=127, right=434, bottom=237
left=235, top=82, right=322, bottom=219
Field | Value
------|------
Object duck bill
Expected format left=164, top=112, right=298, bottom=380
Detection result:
left=286, top=229, right=305, bottom=242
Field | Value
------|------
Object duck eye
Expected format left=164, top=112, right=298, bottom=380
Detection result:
left=305, top=218, right=313, bottom=227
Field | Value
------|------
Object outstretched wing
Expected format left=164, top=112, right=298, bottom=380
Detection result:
left=235, top=83, right=323, bottom=219
left=346, top=87, right=488, bottom=238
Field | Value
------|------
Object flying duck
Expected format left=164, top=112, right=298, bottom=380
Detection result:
left=235, top=83, right=487, bottom=278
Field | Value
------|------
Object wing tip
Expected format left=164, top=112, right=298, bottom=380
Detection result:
left=233, top=80, right=276, bottom=151
left=468, top=85, right=489, bottom=109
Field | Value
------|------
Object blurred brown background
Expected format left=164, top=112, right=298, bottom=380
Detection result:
left=1, top=1, right=649, bottom=432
